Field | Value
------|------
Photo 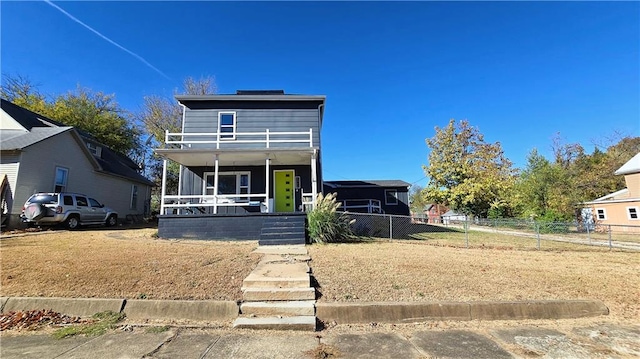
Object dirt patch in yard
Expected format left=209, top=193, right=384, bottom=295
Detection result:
left=309, top=240, right=640, bottom=320
left=1, top=229, right=260, bottom=301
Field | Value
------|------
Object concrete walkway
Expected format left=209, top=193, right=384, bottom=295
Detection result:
left=2, top=321, right=639, bottom=358
left=234, top=244, right=316, bottom=330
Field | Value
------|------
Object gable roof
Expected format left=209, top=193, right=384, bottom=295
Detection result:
left=1, top=99, right=154, bottom=186
left=324, top=180, right=411, bottom=189
left=0, top=99, right=66, bottom=130
left=0, top=126, right=73, bottom=150
left=614, top=152, right=640, bottom=176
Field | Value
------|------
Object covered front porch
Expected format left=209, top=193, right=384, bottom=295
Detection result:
left=155, top=147, right=320, bottom=216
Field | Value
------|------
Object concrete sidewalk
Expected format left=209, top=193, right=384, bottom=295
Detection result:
left=2, top=321, right=639, bottom=358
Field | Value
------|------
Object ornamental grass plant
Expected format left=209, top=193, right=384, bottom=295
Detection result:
left=307, top=193, right=355, bottom=244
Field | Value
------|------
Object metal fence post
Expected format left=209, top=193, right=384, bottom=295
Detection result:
left=536, top=222, right=540, bottom=250
left=465, top=218, right=469, bottom=248
left=608, top=225, right=612, bottom=250
left=389, top=215, right=393, bottom=239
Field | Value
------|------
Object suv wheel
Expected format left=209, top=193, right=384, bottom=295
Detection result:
left=106, top=214, right=117, bottom=227
left=65, top=215, right=80, bottom=230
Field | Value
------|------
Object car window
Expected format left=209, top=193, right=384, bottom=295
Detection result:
left=29, top=195, right=57, bottom=204
left=63, top=195, right=74, bottom=206
left=76, top=196, right=88, bottom=207
left=88, top=198, right=102, bottom=208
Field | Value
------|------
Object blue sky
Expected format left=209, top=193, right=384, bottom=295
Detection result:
left=2, top=1, right=639, bottom=187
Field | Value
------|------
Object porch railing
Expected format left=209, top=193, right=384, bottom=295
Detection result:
left=339, top=199, right=384, bottom=214
left=164, top=129, right=313, bottom=149
left=161, top=193, right=268, bottom=215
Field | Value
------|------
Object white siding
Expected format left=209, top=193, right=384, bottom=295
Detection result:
left=0, top=152, right=21, bottom=213
left=15, top=131, right=150, bottom=219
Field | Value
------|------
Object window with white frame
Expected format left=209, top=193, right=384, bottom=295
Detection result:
left=385, top=189, right=398, bottom=205
left=54, top=167, right=68, bottom=192
left=628, top=207, right=639, bottom=220
left=130, top=185, right=138, bottom=209
left=203, top=172, right=250, bottom=201
left=86, top=142, right=101, bottom=156
left=218, top=112, right=236, bottom=140
left=595, top=208, right=607, bottom=220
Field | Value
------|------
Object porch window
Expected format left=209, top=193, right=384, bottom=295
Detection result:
left=203, top=172, right=250, bottom=201
left=218, top=112, right=236, bottom=140
left=385, top=189, right=398, bottom=205
left=54, top=167, right=68, bottom=192
left=596, top=208, right=606, bottom=220
left=628, top=207, right=639, bottom=220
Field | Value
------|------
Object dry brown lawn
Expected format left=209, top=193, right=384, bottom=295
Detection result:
left=308, top=240, right=640, bottom=320
left=2, top=229, right=639, bottom=322
left=1, top=229, right=260, bottom=301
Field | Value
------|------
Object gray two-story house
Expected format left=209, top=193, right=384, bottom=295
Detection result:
left=154, top=90, right=325, bottom=240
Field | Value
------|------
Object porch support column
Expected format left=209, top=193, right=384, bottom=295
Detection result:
left=160, top=159, right=167, bottom=215
left=311, top=150, right=318, bottom=210
left=265, top=155, right=271, bottom=213
left=177, top=165, right=183, bottom=196
left=213, top=154, right=219, bottom=214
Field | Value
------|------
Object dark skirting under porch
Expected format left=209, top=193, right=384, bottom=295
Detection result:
left=157, top=212, right=307, bottom=241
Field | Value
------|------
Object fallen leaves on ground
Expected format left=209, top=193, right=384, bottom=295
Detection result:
left=0, top=310, right=86, bottom=331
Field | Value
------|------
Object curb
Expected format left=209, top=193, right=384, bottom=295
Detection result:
left=316, top=300, right=609, bottom=324
left=2, top=297, right=125, bottom=318
left=0, top=297, right=609, bottom=325
left=124, top=299, right=238, bottom=322
left=0, top=297, right=9, bottom=312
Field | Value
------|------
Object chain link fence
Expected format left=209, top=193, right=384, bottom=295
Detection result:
left=342, top=212, right=640, bottom=251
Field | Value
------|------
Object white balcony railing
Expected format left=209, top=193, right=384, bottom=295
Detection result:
left=164, top=129, right=313, bottom=149
left=340, top=199, right=384, bottom=214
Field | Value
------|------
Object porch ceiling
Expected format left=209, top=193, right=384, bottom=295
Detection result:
left=155, top=148, right=317, bottom=166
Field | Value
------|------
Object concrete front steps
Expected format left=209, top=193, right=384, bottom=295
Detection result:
left=258, top=215, right=306, bottom=246
left=233, top=244, right=316, bottom=331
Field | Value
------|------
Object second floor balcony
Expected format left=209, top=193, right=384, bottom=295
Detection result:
left=164, top=128, right=314, bottom=151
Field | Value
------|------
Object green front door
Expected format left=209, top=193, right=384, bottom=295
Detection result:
left=274, top=170, right=295, bottom=212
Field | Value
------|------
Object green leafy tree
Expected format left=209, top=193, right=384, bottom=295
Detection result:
left=423, top=119, right=515, bottom=217
left=409, top=185, right=429, bottom=214
left=1, top=75, right=139, bottom=156
left=50, top=87, right=140, bottom=156
left=515, top=149, right=573, bottom=220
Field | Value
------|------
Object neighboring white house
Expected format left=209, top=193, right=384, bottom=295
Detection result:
left=441, top=209, right=467, bottom=225
left=0, top=99, right=154, bottom=229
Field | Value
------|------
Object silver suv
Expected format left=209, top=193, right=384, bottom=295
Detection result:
left=21, top=192, right=118, bottom=230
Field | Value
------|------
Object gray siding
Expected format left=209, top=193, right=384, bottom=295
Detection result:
left=180, top=165, right=318, bottom=199
left=9, top=131, right=151, bottom=227
left=182, top=108, right=321, bottom=149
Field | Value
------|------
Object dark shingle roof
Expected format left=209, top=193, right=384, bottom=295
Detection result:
left=1, top=99, right=66, bottom=130
left=0, top=127, right=73, bottom=150
left=324, top=180, right=411, bottom=189
left=1, top=99, right=153, bottom=186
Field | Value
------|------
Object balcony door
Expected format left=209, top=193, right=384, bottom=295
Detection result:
left=274, top=170, right=295, bottom=212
